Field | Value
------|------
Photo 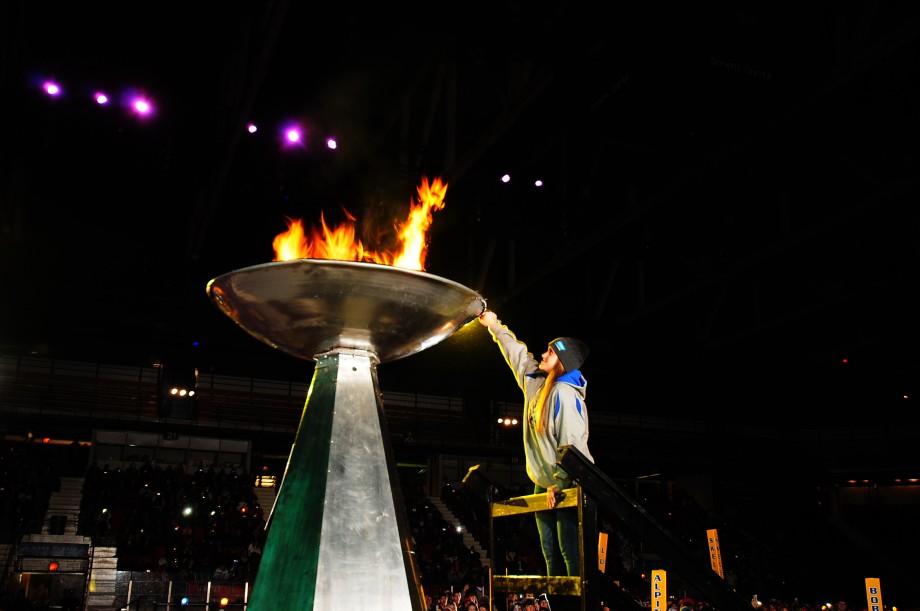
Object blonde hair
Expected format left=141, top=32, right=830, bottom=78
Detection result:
left=533, top=367, right=560, bottom=434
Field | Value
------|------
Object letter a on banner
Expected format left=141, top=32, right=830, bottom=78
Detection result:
left=706, top=529, right=724, bottom=578
left=865, top=578, right=883, bottom=611
left=651, top=570, right=667, bottom=611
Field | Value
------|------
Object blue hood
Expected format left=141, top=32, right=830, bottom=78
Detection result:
left=558, top=368, right=585, bottom=387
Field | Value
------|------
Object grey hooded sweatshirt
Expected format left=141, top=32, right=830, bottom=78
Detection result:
left=486, top=318, right=594, bottom=489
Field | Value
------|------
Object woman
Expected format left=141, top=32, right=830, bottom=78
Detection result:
left=478, top=310, right=593, bottom=577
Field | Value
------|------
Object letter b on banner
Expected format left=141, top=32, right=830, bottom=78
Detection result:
left=865, top=578, right=883, bottom=611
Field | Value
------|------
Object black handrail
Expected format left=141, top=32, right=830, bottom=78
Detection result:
left=559, top=446, right=750, bottom=611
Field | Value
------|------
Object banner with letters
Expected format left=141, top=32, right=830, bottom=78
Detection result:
left=865, top=578, right=883, bottom=611
left=706, top=528, right=724, bottom=578
left=651, top=570, right=667, bottom=611
left=598, top=532, right=609, bottom=573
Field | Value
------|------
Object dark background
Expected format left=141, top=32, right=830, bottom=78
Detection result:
left=2, top=2, right=920, bottom=605
left=3, top=3, right=920, bottom=424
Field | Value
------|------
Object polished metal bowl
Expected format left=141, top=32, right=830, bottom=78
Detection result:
left=207, top=259, right=485, bottom=363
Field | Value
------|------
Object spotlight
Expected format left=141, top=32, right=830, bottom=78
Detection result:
left=180, top=597, right=190, bottom=606
left=94, top=92, right=109, bottom=105
left=43, top=81, right=62, bottom=96
left=534, top=179, right=544, bottom=187
left=497, top=418, right=503, bottom=424
left=48, top=561, right=60, bottom=571
left=220, top=597, right=229, bottom=607
left=247, top=123, right=258, bottom=134
left=131, top=97, right=153, bottom=116
left=159, top=359, right=199, bottom=418
left=511, top=419, right=518, bottom=425
left=500, top=174, right=511, bottom=183
left=283, top=125, right=303, bottom=146
left=326, top=137, right=337, bottom=150
left=182, top=506, right=193, bottom=517
left=455, top=525, right=462, bottom=533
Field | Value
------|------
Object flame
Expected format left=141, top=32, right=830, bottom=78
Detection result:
left=272, top=177, right=447, bottom=271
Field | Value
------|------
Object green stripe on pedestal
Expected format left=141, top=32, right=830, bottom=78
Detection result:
left=248, top=356, right=338, bottom=611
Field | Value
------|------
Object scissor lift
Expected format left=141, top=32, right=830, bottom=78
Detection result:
left=489, top=486, right=597, bottom=611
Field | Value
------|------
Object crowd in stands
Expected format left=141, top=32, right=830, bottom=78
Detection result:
left=79, top=460, right=266, bottom=581
left=0, top=439, right=915, bottom=611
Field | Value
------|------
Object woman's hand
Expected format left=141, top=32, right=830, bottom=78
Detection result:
left=547, top=485, right=560, bottom=509
left=478, top=310, right=497, bottom=327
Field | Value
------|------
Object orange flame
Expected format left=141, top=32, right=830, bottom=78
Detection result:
left=272, top=177, right=447, bottom=271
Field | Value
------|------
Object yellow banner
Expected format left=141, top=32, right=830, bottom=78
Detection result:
left=865, top=578, right=883, bottom=611
left=651, top=570, right=667, bottom=611
left=598, top=532, right=609, bottom=573
left=706, top=528, right=724, bottom=578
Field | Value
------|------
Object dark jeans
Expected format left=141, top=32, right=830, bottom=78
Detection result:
left=533, top=485, right=580, bottom=576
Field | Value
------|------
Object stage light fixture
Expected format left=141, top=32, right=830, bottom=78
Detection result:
left=282, top=125, right=303, bottom=147
left=159, top=359, right=199, bottom=418
left=500, top=174, right=511, bottom=183
left=247, top=123, right=258, bottom=134
left=43, top=81, right=61, bottom=96
left=326, top=137, right=337, bottom=150
left=94, top=92, right=109, bottom=105
left=131, top=96, right=154, bottom=117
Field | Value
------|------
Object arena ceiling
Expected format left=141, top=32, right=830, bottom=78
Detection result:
left=3, top=3, right=920, bottom=424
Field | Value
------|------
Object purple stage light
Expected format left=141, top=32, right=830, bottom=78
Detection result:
left=95, top=92, right=109, bottom=105
left=326, top=137, right=337, bottom=150
left=131, top=97, right=153, bottom=116
left=534, top=179, right=544, bottom=187
left=247, top=123, right=258, bottom=134
left=282, top=124, right=304, bottom=147
left=43, top=81, right=61, bottom=96
left=500, top=174, right=511, bottom=183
